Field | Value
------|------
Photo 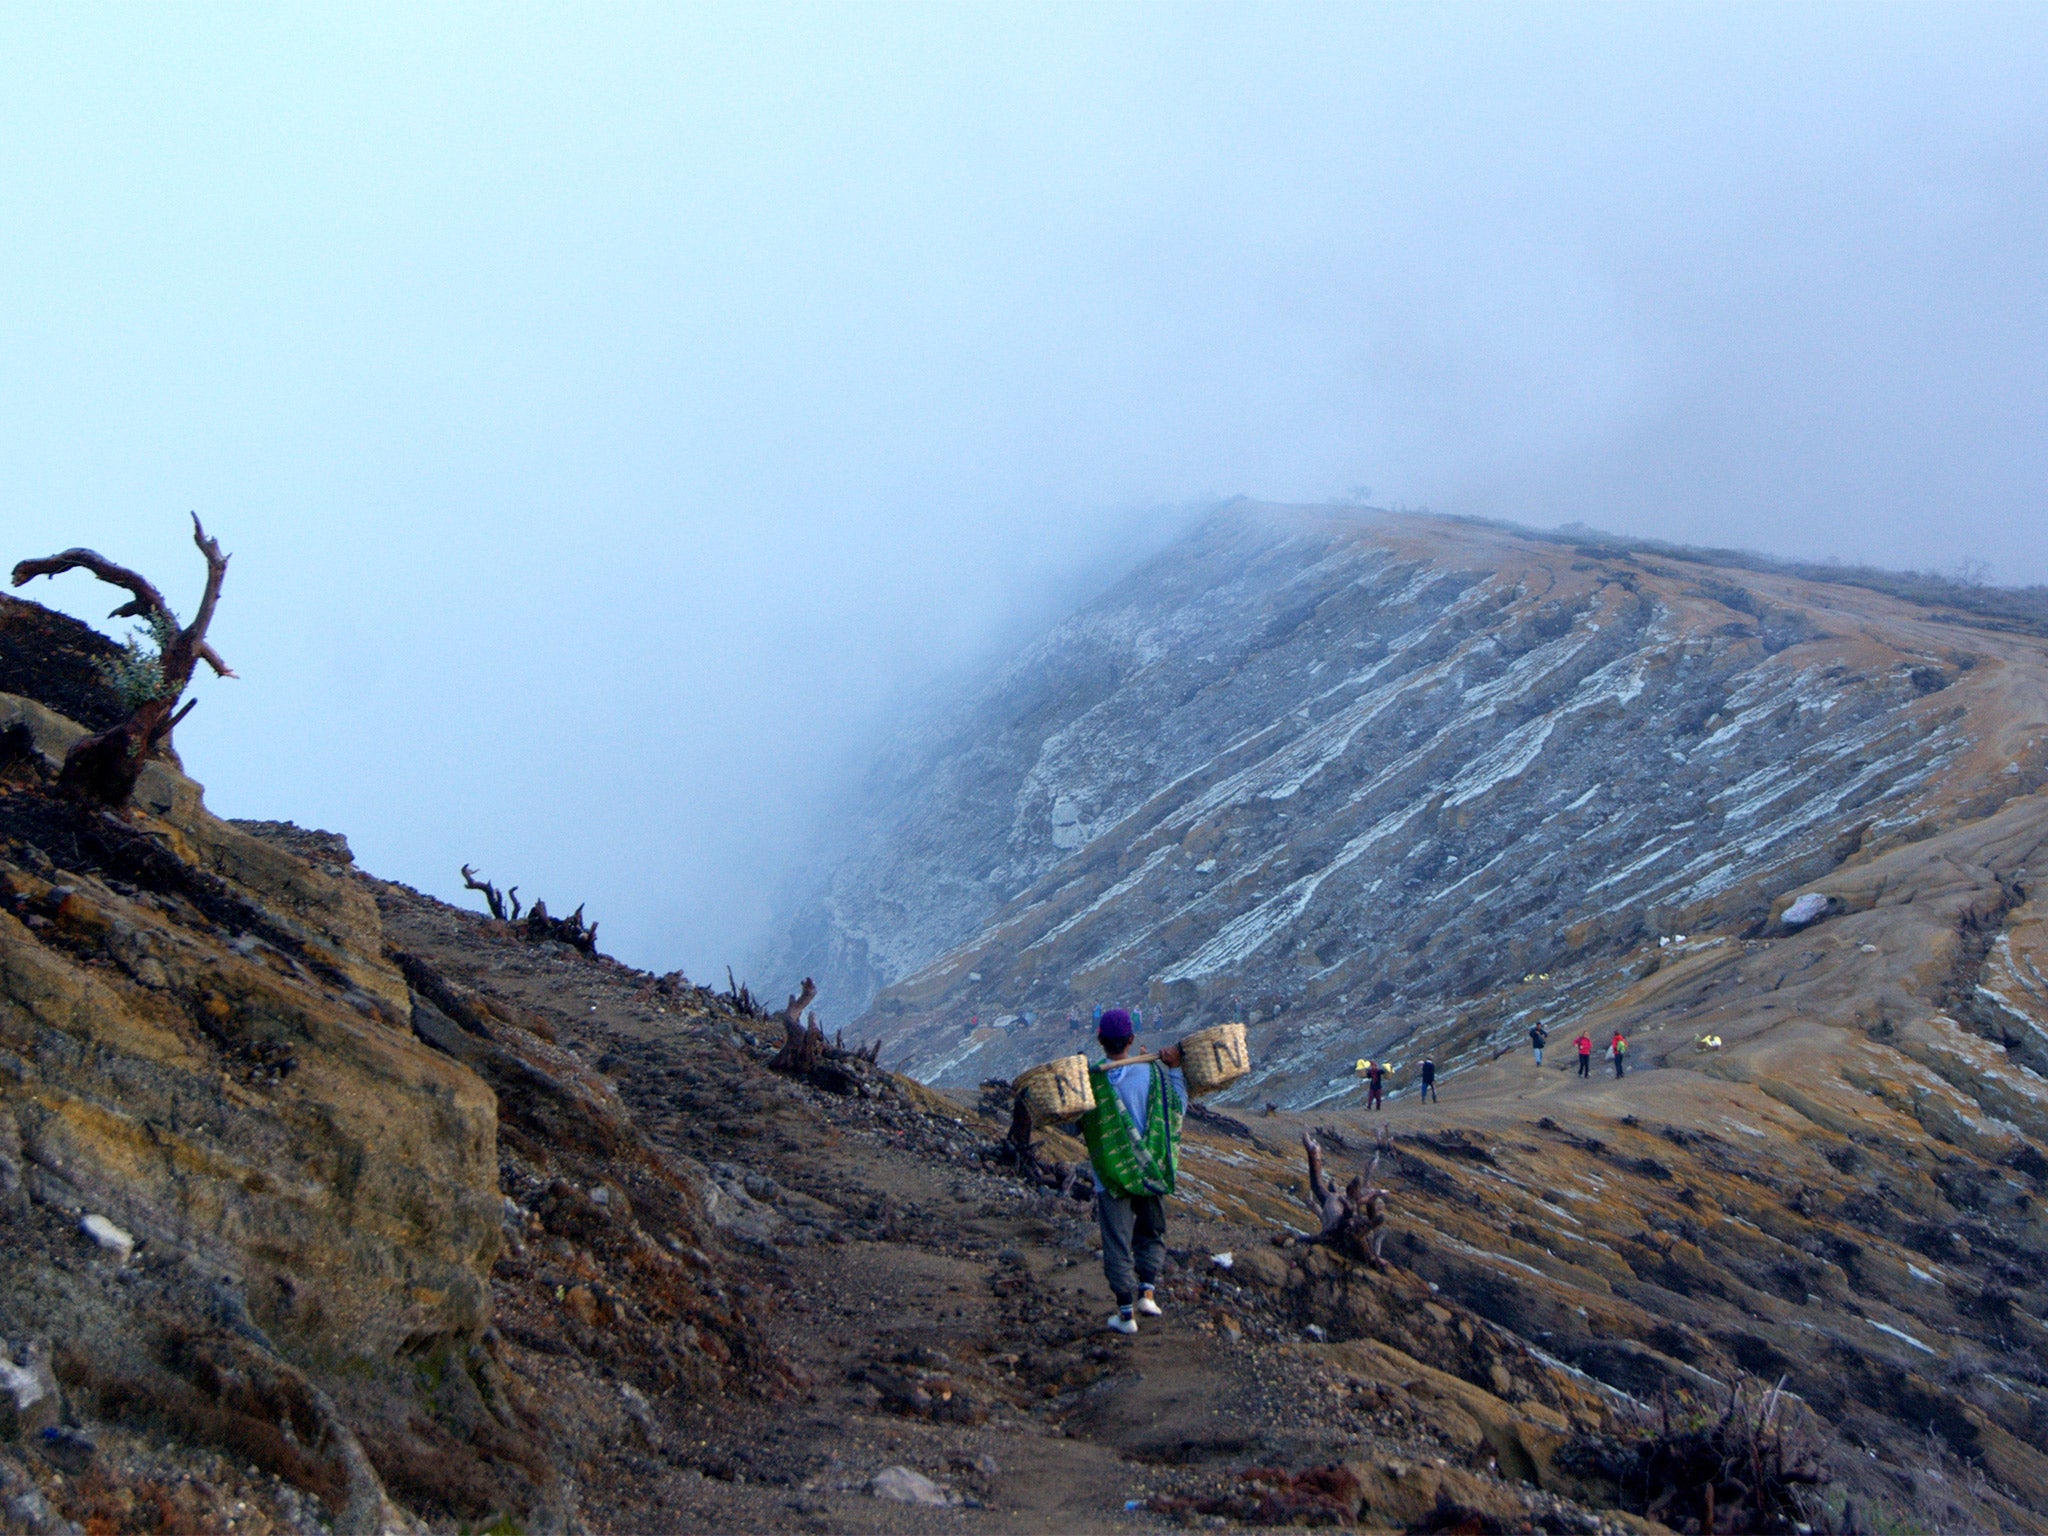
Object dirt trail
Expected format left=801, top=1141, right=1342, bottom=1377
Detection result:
left=383, top=884, right=1632, bottom=1534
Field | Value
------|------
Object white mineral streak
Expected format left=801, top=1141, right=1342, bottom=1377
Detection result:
left=1020, top=847, right=1175, bottom=953
left=1443, top=717, right=1556, bottom=808
left=767, top=511, right=2022, bottom=1103
left=1866, top=1319, right=1938, bottom=1355
left=1160, top=804, right=1425, bottom=982
left=0, top=1353, right=46, bottom=1412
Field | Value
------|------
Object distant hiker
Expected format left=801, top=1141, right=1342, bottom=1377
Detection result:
left=1419, top=1057, right=1438, bottom=1103
left=1609, top=1031, right=1628, bottom=1078
left=1575, top=1032, right=1593, bottom=1078
left=1529, top=1022, right=1548, bottom=1066
left=1077, top=1008, right=1186, bottom=1336
left=1365, top=1058, right=1387, bottom=1111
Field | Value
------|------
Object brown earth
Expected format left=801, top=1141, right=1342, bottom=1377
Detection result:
left=0, top=595, right=1652, bottom=1534
left=4, top=570, right=2047, bottom=1533
left=374, top=876, right=1648, bottom=1535
left=859, top=506, right=2048, bottom=1116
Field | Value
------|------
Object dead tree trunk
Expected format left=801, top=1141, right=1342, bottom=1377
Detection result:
left=523, top=898, right=597, bottom=952
left=11, top=514, right=234, bottom=806
left=460, top=865, right=522, bottom=921
left=720, top=967, right=768, bottom=1017
left=770, top=978, right=823, bottom=1072
left=781, top=978, right=818, bottom=1031
left=1302, top=1132, right=1390, bottom=1267
left=458, top=866, right=598, bottom=951
left=1003, top=1097, right=1091, bottom=1200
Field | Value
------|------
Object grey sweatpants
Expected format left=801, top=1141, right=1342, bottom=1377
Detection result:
left=1097, top=1188, right=1167, bottom=1307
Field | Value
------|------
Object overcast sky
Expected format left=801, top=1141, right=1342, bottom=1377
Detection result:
left=5, top=5, right=2045, bottom=978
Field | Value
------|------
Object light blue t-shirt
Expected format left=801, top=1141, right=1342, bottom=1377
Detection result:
left=1093, top=1060, right=1188, bottom=1194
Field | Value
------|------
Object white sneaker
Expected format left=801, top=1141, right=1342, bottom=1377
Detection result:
left=1135, top=1291, right=1163, bottom=1317
left=1105, top=1310, right=1138, bottom=1335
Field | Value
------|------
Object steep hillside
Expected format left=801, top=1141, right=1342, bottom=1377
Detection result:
left=0, top=597, right=777, bottom=1533
left=761, top=504, right=2048, bottom=1529
left=9, top=569, right=2048, bottom=1532
left=776, top=506, right=2045, bottom=1104
left=1, top=590, right=1691, bottom=1535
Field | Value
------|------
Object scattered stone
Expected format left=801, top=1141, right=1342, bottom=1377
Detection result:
left=870, top=1465, right=955, bottom=1505
left=79, top=1213, right=134, bottom=1262
left=619, top=1382, right=656, bottom=1441
left=1235, top=1246, right=1292, bottom=1288
left=36, top=1425, right=95, bottom=1474
left=1781, top=892, right=1831, bottom=929
left=2, top=1481, right=56, bottom=1536
left=563, top=1284, right=599, bottom=1326
left=0, top=1341, right=59, bottom=1442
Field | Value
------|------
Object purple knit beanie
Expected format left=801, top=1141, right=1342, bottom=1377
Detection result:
left=1097, top=1007, right=1134, bottom=1045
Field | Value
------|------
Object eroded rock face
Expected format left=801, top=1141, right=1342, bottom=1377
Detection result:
left=0, top=691, right=500, bottom=1363
left=0, top=601, right=783, bottom=1531
left=760, top=502, right=2048, bottom=1528
left=778, top=506, right=2046, bottom=1101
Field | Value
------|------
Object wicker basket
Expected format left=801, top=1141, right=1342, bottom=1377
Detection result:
left=1178, top=1022, right=1250, bottom=1098
left=1015, top=1055, right=1096, bottom=1126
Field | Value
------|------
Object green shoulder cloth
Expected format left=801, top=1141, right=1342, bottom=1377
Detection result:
left=1079, top=1060, right=1182, bottom=1199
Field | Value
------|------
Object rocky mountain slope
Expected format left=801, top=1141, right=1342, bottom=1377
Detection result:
left=5, top=589, right=1720, bottom=1534
left=771, top=505, right=2045, bottom=1102
left=0, top=594, right=780, bottom=1532
left=761, top=503, right=2048, bottom=1529
left=9, top=530, right=2048, bottom=1532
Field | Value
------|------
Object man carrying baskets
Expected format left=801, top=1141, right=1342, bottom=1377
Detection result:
left=1078, top=1008, right=1186, bottom=1335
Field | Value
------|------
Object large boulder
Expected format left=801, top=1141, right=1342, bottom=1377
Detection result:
left=1779, top=891, right=1834, bottom=929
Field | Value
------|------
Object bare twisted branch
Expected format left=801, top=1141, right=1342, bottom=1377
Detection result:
left=12, top=548, right=169, bottom=620
left=10, top=513, right=235, bottom=803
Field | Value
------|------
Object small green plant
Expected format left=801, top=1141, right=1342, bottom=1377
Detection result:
left=92, top=609, right=181, bottom=711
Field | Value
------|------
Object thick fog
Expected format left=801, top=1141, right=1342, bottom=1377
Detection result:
left=5, top=6, right=2045, bottom=977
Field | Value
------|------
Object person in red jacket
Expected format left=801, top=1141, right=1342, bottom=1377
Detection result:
left=1575, top=1032, right=1594, bottom=1078
left=1610, top=1031, right=1629, bottom=1078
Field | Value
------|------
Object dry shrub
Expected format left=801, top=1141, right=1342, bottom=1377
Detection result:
left=1405, top=1491, right=1520, bottom=1534
left=1559, top=1375, right=1827, bottom=1534
left=52, top=1466, right=225, bottom=1536
left=1148, top=1464, right=1363, bottom=1526
left=57, top=1332, right=352, bottom=1514
left=351, top=1412, right=542, bottom=1525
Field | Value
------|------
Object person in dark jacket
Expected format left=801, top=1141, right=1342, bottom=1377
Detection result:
left=1529, top=1022, right=1548, bottom=1066
left=1365, top=1059, right=1387, bottom=1111
left=1419, top=1057, right=1438, bottom=1102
